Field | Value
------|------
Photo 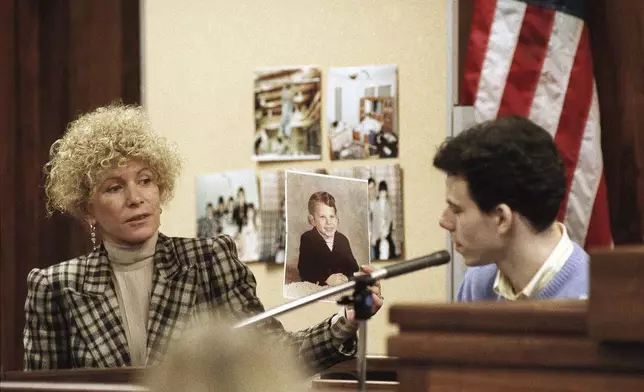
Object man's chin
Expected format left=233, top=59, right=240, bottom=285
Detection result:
left=462, top=256, right=493, bottom=267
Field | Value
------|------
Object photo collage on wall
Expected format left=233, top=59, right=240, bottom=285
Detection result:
left=252, top=64, right=399, bottom=164
left=194, top=64, right=404, bottom=274
left=195, top=165, right=404, bottom=265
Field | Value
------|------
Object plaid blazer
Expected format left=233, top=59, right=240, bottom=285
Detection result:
left=23, top=234, right=355, bottom=371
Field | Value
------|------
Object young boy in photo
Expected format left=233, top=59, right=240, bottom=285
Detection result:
left=298, top=191, right=359, bottom=286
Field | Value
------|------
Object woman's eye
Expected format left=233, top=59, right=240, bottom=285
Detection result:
left=140, top=177, right=151, bottom=185
left=106, top=185, right=121, bottom=193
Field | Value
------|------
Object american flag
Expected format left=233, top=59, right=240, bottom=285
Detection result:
left=461, top=0, right=612, bottom=248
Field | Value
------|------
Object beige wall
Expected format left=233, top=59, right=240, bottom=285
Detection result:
left=143, top=0, right=448, bottom=355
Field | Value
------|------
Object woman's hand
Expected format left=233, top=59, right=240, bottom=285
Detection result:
left=345, top=265, right=384, bottom=324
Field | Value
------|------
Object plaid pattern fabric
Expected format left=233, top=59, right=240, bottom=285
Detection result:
left=24, top=233, right=355, bottom=371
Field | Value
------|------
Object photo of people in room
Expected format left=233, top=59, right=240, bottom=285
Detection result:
left=253, top=66, right=322, bottom=162
left=331, top=164, right=404, bottom=260
left=283, top=171, right=369, bottom=300
left=259, top=171, right=287, bottom=264
left=327, top=65, right=399, bottom=160
left=195, top=170, right=261, bottom=262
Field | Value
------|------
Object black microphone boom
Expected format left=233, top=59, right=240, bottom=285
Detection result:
left=233, top=250, right=451, bottom=329
left=370, top=250, right=451, bottom=280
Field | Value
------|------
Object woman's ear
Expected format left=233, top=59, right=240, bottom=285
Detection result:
left=81, top=203, right=95, bottom=226
left=494, top=203, right=513, bottom=235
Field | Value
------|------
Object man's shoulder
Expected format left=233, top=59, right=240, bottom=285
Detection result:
left=457, top=264, right=498, bottom=302
left=570, top=242, right=590, bottom=262
left=463, top=263, right=498, bottom=281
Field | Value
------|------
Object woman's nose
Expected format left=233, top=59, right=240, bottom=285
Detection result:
left=126, top=185, right=144, bottom=205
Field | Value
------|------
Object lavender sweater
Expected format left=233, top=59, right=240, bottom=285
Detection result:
left=457, top=243, right=589, bottom=302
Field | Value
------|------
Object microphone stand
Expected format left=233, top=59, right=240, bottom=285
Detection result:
left=233, top=274, right=377, bottom=392
left=233, top=252, right=450, bottom=392
left=336, top=274, right=375, bottom=392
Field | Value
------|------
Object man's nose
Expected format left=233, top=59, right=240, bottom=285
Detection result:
left=439, top=211, right=454, bottom=231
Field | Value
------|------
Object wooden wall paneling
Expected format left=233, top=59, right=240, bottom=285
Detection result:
left=588, top=0, right=644, bottom=245
left=0, top=0, right=141, bottom=371
left=120, top=0, right=141, bottom=105
left=5, top=0, right=41, bottom=373
left=0, top=0, right=17, bottom=374
left=68, top=0, right=124, bottom=113
left=457, top=0, right=474, bottom=104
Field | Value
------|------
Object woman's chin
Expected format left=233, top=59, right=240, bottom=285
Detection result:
left=121, top=228, right=157, bottom=244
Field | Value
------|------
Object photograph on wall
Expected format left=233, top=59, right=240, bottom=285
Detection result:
left=283, top=171, right=370, bottom=300
left=196, top=169, right=261, bottom=263
left=331, top=164, right=403, bottom=260
left=259, top=171, right=286, bottom=264
left=253, top=66, right=323, bottom=162
left=327, top=65, right=399, bottom=160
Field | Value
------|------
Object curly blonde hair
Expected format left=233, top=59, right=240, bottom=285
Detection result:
left=44, top=103, right=182, bottom=217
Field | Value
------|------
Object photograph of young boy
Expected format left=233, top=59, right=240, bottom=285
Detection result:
left=298, top=191, right=359, bottom=286
left=283, top=171, right=369, bottom=300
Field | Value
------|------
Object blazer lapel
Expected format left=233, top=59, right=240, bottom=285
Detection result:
left=63, top=248, right=130, bottom=367
left=146, top=234, right=197, bottom=364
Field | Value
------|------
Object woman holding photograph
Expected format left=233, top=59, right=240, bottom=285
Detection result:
left=23, top=103, right=383, bottom=370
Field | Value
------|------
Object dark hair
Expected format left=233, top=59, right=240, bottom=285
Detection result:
left=433, top=115, right=565, bottom=232
left=217, top=196, right=224, bottom=204
left=308, top=191, right=337, bottom=215
left=368, top=177, right=375, bottom=186
left=378, top=180, right=388, bottom=193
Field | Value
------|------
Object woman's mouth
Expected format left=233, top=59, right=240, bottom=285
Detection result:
left=126, top=214, right=150, bottom=223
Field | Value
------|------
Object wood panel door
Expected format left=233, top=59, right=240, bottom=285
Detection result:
left=0, top=0, right=140, bottom=372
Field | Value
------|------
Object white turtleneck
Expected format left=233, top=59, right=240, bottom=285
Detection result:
left=104, top=231, right=158, bottom=367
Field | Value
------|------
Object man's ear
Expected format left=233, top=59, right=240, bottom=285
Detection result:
left=307, top=214, right=314, bottom=226
left=494, top=203, right=513, bottom=235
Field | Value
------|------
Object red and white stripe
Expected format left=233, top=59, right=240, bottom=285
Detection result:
left=462, top=0, right=612, bottom=247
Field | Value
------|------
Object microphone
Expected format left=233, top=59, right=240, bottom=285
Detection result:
left=356, top=250, right=451, bottom=282
left=234, top=250, right=450, bottom=329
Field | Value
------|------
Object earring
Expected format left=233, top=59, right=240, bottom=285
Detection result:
left=90, top=223, right=97, bottom=250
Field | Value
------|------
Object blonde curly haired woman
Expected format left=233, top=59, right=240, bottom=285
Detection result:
left=23, top=103, right=383, bottom=370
